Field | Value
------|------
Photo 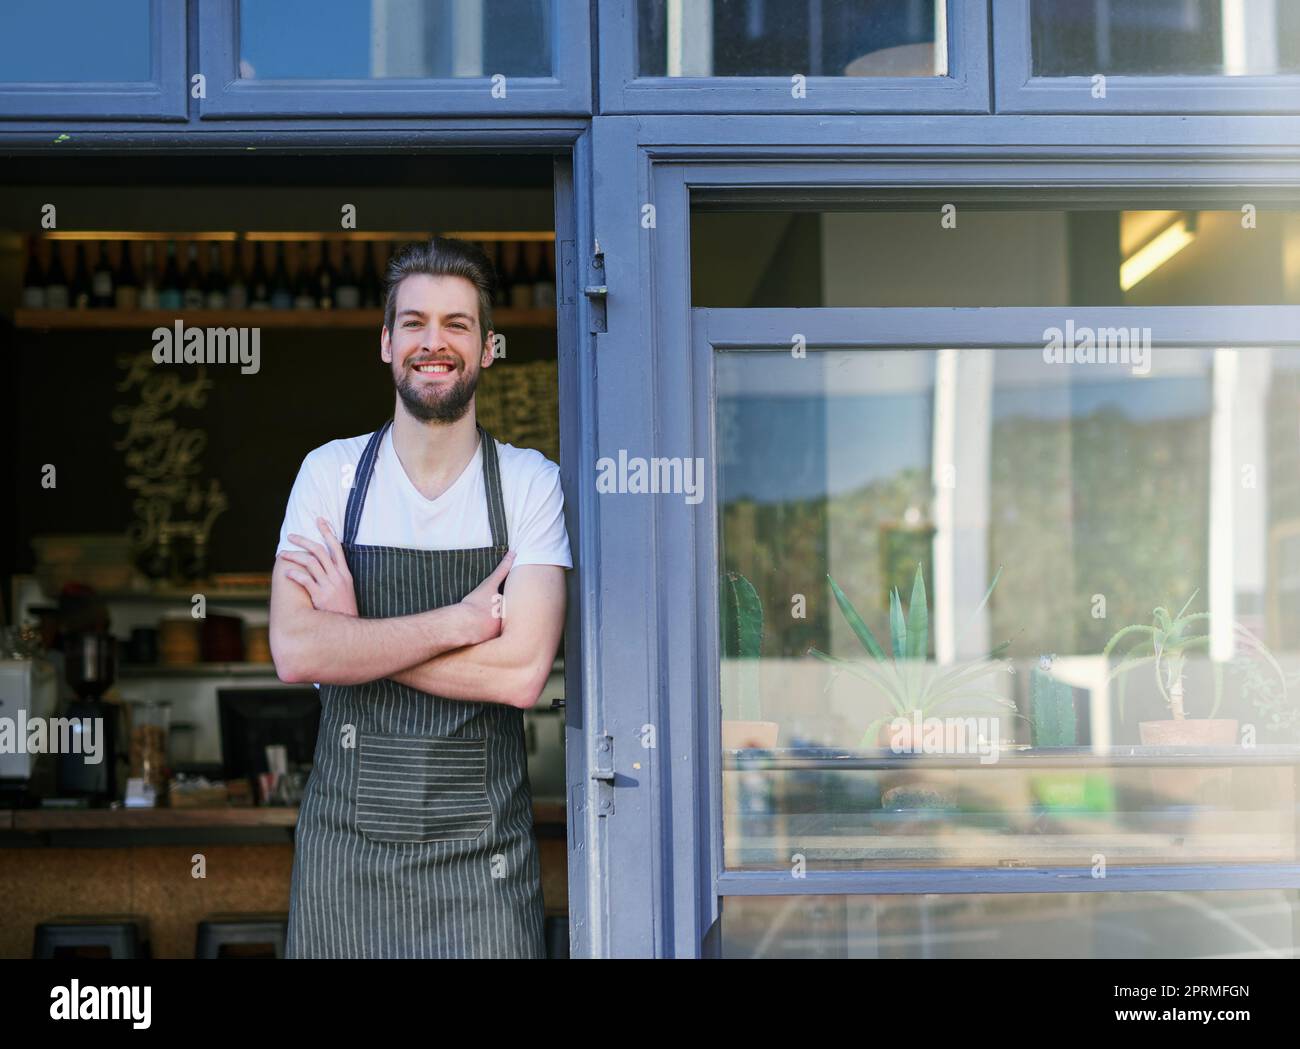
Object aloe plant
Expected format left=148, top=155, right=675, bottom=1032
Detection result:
left=720, top=570, right=764, bottom=722
left=1104, top=590, right=1286, bottom=723
left=809, top=563, right=1018, bottom=748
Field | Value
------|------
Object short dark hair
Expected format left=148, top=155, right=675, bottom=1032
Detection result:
left=382, top=236, right=496, bottom=345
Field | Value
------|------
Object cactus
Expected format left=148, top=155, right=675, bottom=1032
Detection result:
left=1030, top=661, right=1077, bottom=747
left=721, top=571, right=764, bottom=721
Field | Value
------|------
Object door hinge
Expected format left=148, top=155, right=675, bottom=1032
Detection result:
left=591, top=732, right=615, bottom=816
left=585, top=240, right=607, bottom=334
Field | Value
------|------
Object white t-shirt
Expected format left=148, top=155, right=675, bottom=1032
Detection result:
left=275, top=426, right=572, bottom=570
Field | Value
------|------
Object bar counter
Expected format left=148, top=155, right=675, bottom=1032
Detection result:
left=0, top=801, right=568, bottom=958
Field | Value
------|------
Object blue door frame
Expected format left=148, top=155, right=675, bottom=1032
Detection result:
left=588, top=115, right=1300, bottom=957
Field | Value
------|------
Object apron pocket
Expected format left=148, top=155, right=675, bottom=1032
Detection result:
left=355, top=732, right=493, bottom=843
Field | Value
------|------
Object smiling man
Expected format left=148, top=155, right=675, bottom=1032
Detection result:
left=269, top=236, right=570, bottom=959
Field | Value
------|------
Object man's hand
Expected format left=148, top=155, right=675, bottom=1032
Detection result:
left=280, top=518, right=357, bottom=617
left=390, top=562, right=565, bottom=709
left=459, top=551, right=515, bottom=645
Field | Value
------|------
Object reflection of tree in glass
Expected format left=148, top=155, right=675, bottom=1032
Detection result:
left=720, top=466, right=932, bottom=659
left=989, top=405, right=1209, bottom=658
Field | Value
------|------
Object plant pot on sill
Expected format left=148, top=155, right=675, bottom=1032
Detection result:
left=1138, top=718, right=1238, bottom=807
left=721, top=720, right=780, bottom=750
left=876, top=721, right=959, bottom=812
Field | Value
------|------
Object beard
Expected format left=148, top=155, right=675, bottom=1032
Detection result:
left=394, top=360, right=480, bottom=423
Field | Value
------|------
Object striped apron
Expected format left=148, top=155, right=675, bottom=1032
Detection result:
left=285, top=418, right=546, bottom=958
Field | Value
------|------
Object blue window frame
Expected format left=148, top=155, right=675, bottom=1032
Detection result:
left=587, top=117, right=1300, bottom=955
left=598, top=0, right=990, bottom=114
left=995, top=0, right=1300, bottom=114
left=0, top=0, right=186, bottom=120
left=197, top=0, right=591, bottom=118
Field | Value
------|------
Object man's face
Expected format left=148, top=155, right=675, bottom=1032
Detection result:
left=381, top=273, right=493, bottom=424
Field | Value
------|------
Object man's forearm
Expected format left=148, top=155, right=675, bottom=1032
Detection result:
left=276, top=604, right=476, bottom=686
left=389, top=636, right=552, bottom=709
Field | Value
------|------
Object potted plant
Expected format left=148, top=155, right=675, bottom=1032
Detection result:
left=1104, top=591, right=1287, bottom=804
left=720, top=570, right=779, bottom=750
left=808, top=563, right=1019, bottom=809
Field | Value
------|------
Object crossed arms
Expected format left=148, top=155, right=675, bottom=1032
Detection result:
left=269, top=518, right=565, bottom=710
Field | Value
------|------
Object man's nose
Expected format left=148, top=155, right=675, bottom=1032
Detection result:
left=420, top=331, right=450, bottom=354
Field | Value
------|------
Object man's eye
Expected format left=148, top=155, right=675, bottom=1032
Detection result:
left=404, top=320, right=421, bottom=327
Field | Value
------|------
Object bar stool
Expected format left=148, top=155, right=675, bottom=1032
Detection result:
left=195, top=913, right=288, bottom=959
left=34, top=915, right=151, bottom=959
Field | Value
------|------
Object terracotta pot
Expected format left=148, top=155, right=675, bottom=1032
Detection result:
left=1139, top=718, right=1238, bottom=807
left=876, top=720, right=959, bottom=811
left=1138, top=719, right=1239, bottom=746
left=721, top=720, right=779, bottom=750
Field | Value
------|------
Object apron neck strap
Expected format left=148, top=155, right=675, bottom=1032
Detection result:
left=341, top=418, right=510, bottom=549
left=477, top=423, right=509, bottom=550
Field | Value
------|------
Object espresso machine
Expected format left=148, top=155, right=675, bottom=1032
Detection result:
left=0, top=657, right=59, bottom=805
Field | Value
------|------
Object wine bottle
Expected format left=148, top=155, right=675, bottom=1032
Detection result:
left=315, top=241, right=336, bottom=310
left=532, top=240, right=556, bottom=308
left=292, top=242, right=315, bottom=310
left=335, top=241, right=360, bottom=309
left=114, top=242, right=139, bottom=310
left=270, top=242, right=293, bottom=309
left=159, top=240, right=183, bottom=310
left=21, top=238, right=46, bottom=309
left=91, top=241, right=114, bottom=307
left=183, top=242, right=205, bottom=308
left=70, top=242, right=92, bottom=309
left=359, top=242, right=381, bottom=309
left=204, top=242, right=227, bottom=309
left=138, top=242, right=161, bottom=310
left=508, top=241, right=532, bottom=309
left=44, top=243, right=69, bottom=309
left=249, top=242, right=270, bottom=309
left=227, top=241, right=248, bottom=309
left=488, top=244, right=509, bottom=309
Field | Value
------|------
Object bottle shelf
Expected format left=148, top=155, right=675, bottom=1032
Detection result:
left=94, top=587, right=271, bottom=603
left=118, top=662, right=279, bottom=678
left=13, top=307, right=557, bottom=331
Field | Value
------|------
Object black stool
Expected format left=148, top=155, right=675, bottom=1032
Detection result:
left=34, top=915, right=151, bottom=959
left=196, top=913, right=288, bottom=959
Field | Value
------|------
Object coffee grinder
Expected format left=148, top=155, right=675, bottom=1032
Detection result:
left=56, top=632, right=122, bottom=802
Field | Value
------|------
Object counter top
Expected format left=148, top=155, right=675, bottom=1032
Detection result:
left=1, top=798, right=566, bottom=836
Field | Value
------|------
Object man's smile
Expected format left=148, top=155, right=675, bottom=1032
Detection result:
left=410, top=358, right=459, bottom=381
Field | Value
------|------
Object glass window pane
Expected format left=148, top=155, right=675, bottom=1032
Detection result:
left=1030, top=0, right=1300, bottom=77
left=718, top=343, right=1300, bottom=871
left=0, top=0, right=151, bottom=82
left=637, top=0, right=948, bottom=78
left=238, top=0, right=552, bottom=79
left=721, top=891, right=1300, bottom=958
left=692, top=208, right=1300, bottom=307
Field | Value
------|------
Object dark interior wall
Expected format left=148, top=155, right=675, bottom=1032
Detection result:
left=10, top=323, right=558, bottom=580
left=1, top=153, right=556, bottom=613
left=14, top=328, right=391, bottom=578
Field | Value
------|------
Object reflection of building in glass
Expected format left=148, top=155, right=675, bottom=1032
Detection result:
left=238, top=0, right=553, bottom=80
